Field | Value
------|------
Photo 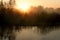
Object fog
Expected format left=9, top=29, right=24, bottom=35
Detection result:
left=0, top=0, right=60, bottom=40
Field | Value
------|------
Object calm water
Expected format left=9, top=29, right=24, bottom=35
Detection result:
left=0, top=26, right=60, bottom=40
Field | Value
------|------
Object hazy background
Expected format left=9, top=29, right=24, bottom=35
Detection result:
left=1, top=0, right=60, bottom=8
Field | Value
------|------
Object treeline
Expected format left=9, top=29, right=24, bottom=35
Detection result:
left=0, top=0, right=60, bottom=26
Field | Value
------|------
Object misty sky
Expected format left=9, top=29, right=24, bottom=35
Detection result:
left=1, top=0, right=60, bottom=8
left=16, top=0, right=60, bottom=8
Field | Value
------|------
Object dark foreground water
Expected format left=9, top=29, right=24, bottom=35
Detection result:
left=0, top=26, right=60, bottom=40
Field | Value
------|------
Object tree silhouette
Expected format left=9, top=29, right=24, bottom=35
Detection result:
left=9, top=0, right=15, bottom=8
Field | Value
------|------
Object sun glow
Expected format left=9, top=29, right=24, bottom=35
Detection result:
left=15, top=1, right=31, bottom=12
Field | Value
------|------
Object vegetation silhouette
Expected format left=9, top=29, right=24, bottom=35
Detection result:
left=0, top=0, right=60, bottom=26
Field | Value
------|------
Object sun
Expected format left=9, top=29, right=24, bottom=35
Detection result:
left=15, top=1, right=30, bottom=12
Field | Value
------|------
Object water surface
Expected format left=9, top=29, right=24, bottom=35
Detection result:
left=0, top=26, right=60, bottom=40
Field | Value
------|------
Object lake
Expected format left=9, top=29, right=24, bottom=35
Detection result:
left=0, top=26, right=60, bottom=40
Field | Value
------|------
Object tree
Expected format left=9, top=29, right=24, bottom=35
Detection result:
left=9, top=0, right=15, bottom=8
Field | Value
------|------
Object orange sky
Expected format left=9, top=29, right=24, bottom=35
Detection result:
left=0, top=0, right=60, bottom=8
left=16, top=0, right=60, bottom=8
